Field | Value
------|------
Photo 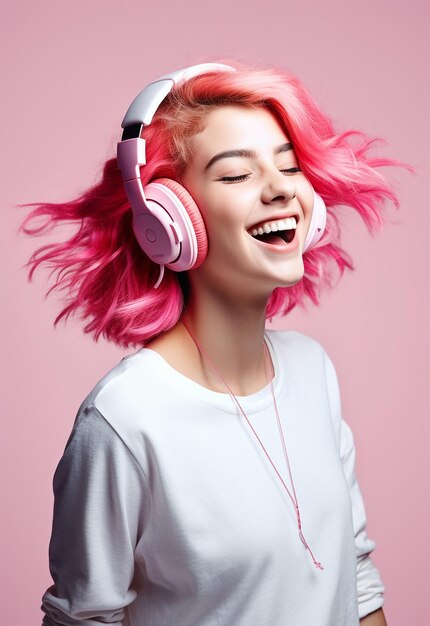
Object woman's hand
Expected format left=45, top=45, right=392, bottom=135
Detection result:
left=360, top=608, right=387, bottom=625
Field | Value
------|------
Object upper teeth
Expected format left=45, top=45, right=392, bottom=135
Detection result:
left=250, top=217, right=297, bottom=237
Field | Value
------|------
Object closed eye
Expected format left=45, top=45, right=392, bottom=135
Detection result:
left=219, top=167, right=301, bottom=183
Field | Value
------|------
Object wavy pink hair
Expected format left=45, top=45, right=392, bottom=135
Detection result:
left=18, top=60, right=410, bottom=348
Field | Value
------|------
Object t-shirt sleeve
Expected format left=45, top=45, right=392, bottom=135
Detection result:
left=323, top=350, right=385, bottom=620
left=41, top=403, right=149, bottom=626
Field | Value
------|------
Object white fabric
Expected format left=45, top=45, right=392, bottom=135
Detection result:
left=41, top=330, right=385, bottom=625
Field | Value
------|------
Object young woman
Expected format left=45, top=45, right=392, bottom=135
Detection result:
left=21, top=61, right=402, bottom=625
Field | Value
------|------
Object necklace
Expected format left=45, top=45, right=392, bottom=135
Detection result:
left=181, top=318, right=324, bottom=571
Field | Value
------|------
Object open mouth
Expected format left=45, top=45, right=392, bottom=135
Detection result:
left=247, top=214, right=299, bottom=247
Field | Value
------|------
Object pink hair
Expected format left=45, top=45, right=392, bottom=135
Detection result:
left=18, top=60, right=410, bottom=348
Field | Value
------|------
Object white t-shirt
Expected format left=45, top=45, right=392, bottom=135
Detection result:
left=41, top=330, right=385, bottom=625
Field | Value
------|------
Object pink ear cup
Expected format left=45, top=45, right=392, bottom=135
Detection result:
left=134, top=178, right=208, bottom=272
left=302, top=190, right=327, bottom=253
left=153, top=178, right=208, bottom=269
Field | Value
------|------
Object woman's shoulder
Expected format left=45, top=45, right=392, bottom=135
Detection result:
left=78, top=347, right=147, bottom=407
left=75, top=347, right=174, bottom=436
left=265, top=328, right=336, bottom=388
left=265, top=328, right=328, bottom=359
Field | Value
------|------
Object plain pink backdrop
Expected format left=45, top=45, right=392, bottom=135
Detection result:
left=2, top=1, right=429, bottom=624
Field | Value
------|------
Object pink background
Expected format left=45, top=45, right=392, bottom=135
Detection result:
left=2, top=1, right=429, bottom=624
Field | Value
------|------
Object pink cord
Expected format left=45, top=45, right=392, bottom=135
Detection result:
left=181, top=318, right=324, bottom=571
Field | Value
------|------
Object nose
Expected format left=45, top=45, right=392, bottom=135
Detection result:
left=261, top=169, right=296, bottom=205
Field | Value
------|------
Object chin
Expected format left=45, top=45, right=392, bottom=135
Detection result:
left=287, top=276, right=304, bottom=287
left=276, top=276, right=303, bottom=289
left=277, top=260, right=305, bottom=288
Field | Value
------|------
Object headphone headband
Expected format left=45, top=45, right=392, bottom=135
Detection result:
left=120, top=63, right=236, bottom=136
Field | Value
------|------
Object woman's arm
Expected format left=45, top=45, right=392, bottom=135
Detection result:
left=324, top=352, right=386, bottom=619
left=360, top=607, right=388, bottom=625
left=41, top=404, right=148, bottom=625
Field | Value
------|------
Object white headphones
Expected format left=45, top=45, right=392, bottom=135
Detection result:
left=117, top=63, right=327, bottom=287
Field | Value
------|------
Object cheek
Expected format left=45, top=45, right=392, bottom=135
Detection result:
left=198, top=202, right=251, bottom=263
left=199, top=189, right=253, bottom=233
left=190, top=196, right=232, bottom=251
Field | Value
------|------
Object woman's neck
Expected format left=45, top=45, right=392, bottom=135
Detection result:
left=146, top=276, right=275, bottom=396
left=180, top=286, right=271, bottom=396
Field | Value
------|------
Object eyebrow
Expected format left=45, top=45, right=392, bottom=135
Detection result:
left=204, top=142, right=294, bottom=171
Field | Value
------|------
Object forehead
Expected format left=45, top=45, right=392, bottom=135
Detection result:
left=188, top=105, right=290, bottom=165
